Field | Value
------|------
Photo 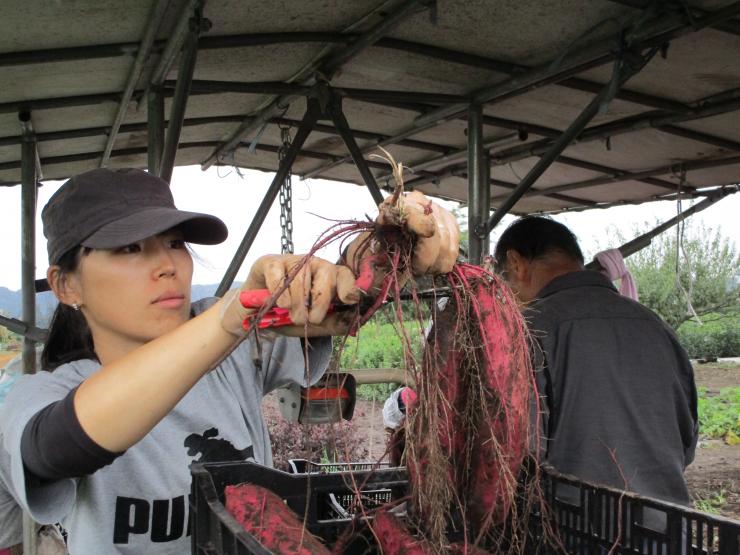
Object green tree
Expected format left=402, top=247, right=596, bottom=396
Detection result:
left=0, top=311, right=14, bottom=347
left=621, top=223, right=739, bottom=329
left=451, top=206, right=469, bottom=252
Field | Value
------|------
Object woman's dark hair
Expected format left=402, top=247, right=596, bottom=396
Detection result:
left=42, top=247, right=98, bottom=370
left=494, top=216, right=584, bottom=269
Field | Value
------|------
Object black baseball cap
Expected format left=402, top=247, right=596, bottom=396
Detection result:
left=42, top=168, right=228, bottom=264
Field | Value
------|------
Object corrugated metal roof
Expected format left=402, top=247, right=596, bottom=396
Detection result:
left=0, top=0, right=738, bottom=215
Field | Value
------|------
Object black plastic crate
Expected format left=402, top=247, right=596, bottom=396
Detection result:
left=190, top=461, right=740, bottom=555
left=286, top=459, right=393, bottom=518
left=190, top=461, right=407, bottom=555
left=537, top=470, right=740, bottom=555
left=286, top=458, right=390, bottom=474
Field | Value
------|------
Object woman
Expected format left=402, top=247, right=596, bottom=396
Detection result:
left=0, top=168, right=457, bottom=553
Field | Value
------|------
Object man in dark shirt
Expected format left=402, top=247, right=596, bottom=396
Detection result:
left=493, top=216, right=698, bottom=512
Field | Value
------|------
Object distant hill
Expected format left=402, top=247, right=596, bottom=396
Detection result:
left=0, top=283, right=237, bottom=326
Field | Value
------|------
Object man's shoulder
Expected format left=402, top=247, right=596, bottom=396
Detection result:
left=529, top=273, right=668, bottom=329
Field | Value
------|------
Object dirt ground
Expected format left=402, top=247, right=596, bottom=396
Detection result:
left=349, top=361, right=740, bottom=520
left=685, top=361, right=740, bottom=520
left=0, top=352, right=17, bottom=367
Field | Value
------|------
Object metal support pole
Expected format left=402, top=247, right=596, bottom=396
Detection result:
left=467, top=103, right=486, bottom=264
left=159, top=7, right=208, bottom=183
left=484, top=50, right=655, bottom=233
left=19, top=113, right=37, bottom=375
left=214, top=100, right=320, bottom=296
left=19, top=110, right=38, bottom=555
left=147, top=86, right=165, bottom=175
left=327, top=93, right=384, bottom=205
left=481, top=150, right=491, bottom=255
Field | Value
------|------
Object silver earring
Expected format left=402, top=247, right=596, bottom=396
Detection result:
left=72, top=303, right=80, bottom=311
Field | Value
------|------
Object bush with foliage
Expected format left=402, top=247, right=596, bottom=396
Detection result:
left=262, top=402, right=369, bottom=470
left=621, top=222, right=739, bottom=330
left=677, top=315, right=740, bottom=358
left=334, top=307, right=425, bottom=401
left=697, top=386, right=740, bottom=439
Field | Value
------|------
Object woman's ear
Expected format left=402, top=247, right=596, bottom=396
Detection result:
left=47, top=265, right=81, bottom=307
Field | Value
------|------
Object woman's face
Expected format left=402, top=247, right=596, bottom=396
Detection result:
left=70, top=230, right=194, bottom=359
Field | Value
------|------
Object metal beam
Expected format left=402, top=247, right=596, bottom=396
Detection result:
left=326, top=93, right=384, bottom=204
left=0, top=82, right=733, bottom=167
left=200, top=0, right=430, bottom=171
left=415, top=2, right=740, bottom=126
left=376, top=131, right=522, bottom=182
left=658, top=124, right=740, bottom=152
left=0, top=138, right=396, bottom=177
left=0, top=86, right=223, bottom=117
left=319, top=1, right=432, bottom=78
left=302, top=108, right=462, bottom=180
left=150, top=0, right=201, bottom=87
left=407, top=164, right=599, bottom=207
left=546, top=184, right=738, bottom=214
left=0, top=315, right=48, bottom=343
left=147, top=87, right=165, bottom=175
left=100, top=0, right=169, bottom=167
left=554, top=155, right=679, bottom=191
left=214, top=100, right=321, bottom=296
left=467, top=104, right=487, bottom=263
left=0, top=113, right=452, bottom=156
left=585, top=186, right=739, bottom=269
left=159, top=4, right=207, bottom=183
left=273, top=116, right=451, bottom=154
left=484, top=49, right=655, bottom=233
left=606, top=0, right=740, bottom=38
left=492, top=154, right=740, bottom=202
left=301, top=1, right=740, bottom=180
left=0, top=92, right=123, bottom=115
left=0, top=32, right=691, bottom=114
left=182, top=79, right=468, bottom=105
left=491, top=88, right=740, bottom=168
left=376, top=37, right=689, bottom=113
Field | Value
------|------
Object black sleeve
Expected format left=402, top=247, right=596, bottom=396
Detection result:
left=21, top=387, right=123, bottom=482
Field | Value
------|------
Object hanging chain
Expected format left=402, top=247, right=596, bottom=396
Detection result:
left=278, top=126, right=294, bottom=254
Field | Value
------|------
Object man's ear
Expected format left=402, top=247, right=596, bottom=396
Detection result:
left=506, top=249, right=530, bottom=282
left=47, top=266, right=81, bottom=307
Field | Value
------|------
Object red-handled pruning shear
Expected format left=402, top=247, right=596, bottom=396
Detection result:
left=237, top=254, right=389, bottom=331
left=238, top=289, right=320, bottom=330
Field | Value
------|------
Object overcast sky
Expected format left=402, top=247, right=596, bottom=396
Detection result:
left=0, top=164, right=737, bottom=292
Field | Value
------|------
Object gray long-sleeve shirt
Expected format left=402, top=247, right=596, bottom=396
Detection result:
left=527, top=271, right=698, bottom=506
left=0, top=298, right=332, bottom=554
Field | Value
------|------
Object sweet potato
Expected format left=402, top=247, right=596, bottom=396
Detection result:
left=224, top=483, right=330, bottom=555
left=371, top=509, right=435, bottom=555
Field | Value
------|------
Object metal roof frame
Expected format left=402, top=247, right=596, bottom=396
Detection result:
left=2, top=0, right=740, bottom=363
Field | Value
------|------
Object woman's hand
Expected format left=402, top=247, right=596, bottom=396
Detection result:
left=345, top=191, right=461, bottom=292
left=221, top=254, right=360, bottom=337
left=388, top=190, right=460, bottom=275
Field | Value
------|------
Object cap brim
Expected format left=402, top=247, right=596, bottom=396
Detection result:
left=80, top=207, right=228, bottom=249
